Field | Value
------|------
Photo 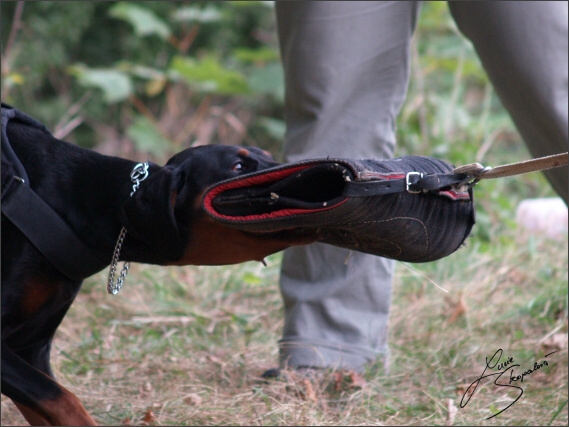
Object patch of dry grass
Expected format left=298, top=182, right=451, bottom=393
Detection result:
left=2, top=228, right=567, bottom=426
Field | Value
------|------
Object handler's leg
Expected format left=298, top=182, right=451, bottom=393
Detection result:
left=449, top=1, right=568, bottom=204
left=275, top=1, right=420, bottom=372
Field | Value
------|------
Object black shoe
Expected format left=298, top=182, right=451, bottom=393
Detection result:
left=261, top=367, right=282, bottom=379
left=260, top=366, right=324, bottom=381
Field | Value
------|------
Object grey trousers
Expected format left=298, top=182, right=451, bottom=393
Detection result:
left=275, top=1, right=568, bottom=372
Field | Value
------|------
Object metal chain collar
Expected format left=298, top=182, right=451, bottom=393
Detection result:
left=107, top=162, right=149, bottom=295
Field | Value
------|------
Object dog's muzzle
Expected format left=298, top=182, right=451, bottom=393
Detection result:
left=202, top=155, right=475, bottom=262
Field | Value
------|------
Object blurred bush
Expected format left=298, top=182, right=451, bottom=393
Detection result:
left=1, top=1, right=554, bottom=242
left=1, top=1, right=284, bottom=160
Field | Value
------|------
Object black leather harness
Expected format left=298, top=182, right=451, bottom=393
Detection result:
left=1, top=104, right=108, bottom=281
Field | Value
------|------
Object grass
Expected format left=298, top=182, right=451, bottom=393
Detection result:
left=2, top=226, right=567, bottom=426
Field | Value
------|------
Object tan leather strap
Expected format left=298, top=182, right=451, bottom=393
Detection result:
left=453, top=152, right=568, bottom=181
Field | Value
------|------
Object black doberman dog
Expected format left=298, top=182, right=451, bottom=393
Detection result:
left=1, top=105, right=314, bottom=425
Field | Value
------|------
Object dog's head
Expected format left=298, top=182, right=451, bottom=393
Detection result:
left=119, top=145, right=279, bottom=263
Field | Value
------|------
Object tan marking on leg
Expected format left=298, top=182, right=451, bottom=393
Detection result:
left=21, top=279, right=59, bottom=317
left=36, top=387, right=97, bottom=426
left=14, top=401, right=51, bottom=426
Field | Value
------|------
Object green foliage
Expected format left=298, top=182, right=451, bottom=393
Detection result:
left=109, top=2, right=171, bottom=40
left=126, top=115, right=174, bottom=156
left=245, top=62, right=284, bottom=102
left=69, top=64, right=133, bottom=103
left=234, top=46, right=280, bottom=63
left=172, top=5, right=223, bottom=24
left=2, top=1, right=281, bottom=152
left=170, top=55, right=249, bottom=95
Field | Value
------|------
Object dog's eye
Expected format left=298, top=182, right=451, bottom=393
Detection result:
left=232, top=161, right=244, bottom=172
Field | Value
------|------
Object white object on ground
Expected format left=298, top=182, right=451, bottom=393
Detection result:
left=515, top=197, right=568, bottom=240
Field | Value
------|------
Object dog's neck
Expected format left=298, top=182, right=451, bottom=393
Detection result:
left=7, top=123, right=173, bottom=270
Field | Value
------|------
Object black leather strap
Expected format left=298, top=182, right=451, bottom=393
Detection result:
left=342, top=178, right=406, bottom=196
left=1, top=104, right=108, bottom=281
left=1, top=104, right=31, bottom=184
left=342, top=172, right=468, bottom=197
left=1, top=177, right=109, bottom=281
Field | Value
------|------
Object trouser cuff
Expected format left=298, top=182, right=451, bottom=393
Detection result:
left=278, top=337, right=389, bottom=374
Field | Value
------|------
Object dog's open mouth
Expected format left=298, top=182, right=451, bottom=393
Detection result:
left=204, top=162, right=353, bottom=221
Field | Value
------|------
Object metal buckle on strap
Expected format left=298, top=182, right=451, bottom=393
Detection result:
left=406, top=172, right=423, bottom=193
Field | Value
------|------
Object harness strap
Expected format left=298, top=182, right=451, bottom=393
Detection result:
left=2, top=104, right=33, bottom=184
left=2, top=178, right=108, bottom=280
left=1, top=104, right=108, bottom=281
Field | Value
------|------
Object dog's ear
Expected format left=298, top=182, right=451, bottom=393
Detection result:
left=119, top=167, right=185, bottom=262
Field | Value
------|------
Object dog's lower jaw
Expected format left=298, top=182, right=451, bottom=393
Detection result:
left=167, top=217, right=317, bottom=266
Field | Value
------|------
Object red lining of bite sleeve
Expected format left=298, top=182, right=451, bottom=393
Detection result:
left=203, top=163, right=348, bottom=222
